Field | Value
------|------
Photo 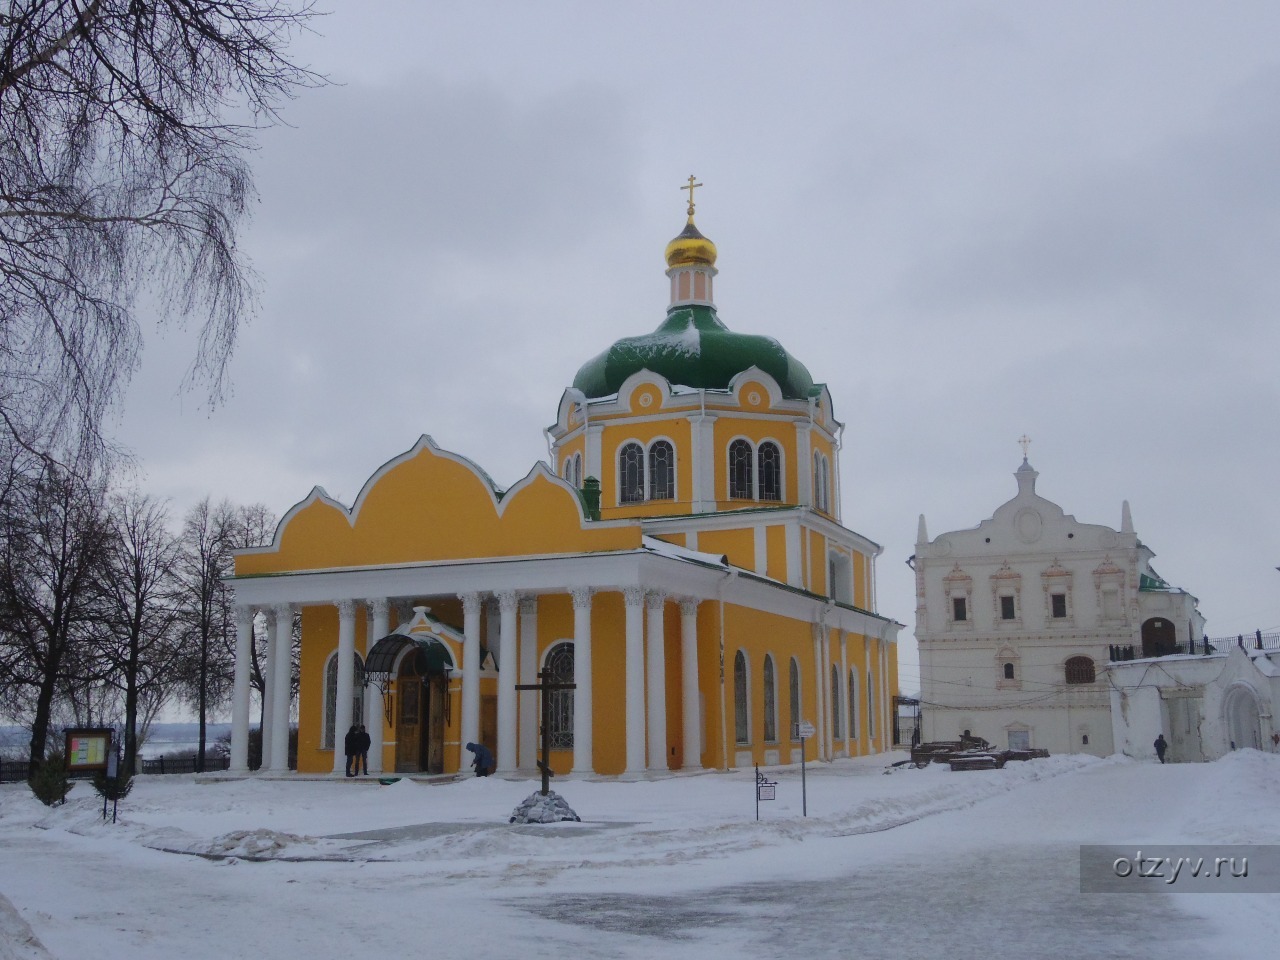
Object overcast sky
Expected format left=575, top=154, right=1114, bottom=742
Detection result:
left=114, top=1, right=1280, bottom=692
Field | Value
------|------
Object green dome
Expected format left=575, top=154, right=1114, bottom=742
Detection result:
left=572, top=304, right=820, bottom=400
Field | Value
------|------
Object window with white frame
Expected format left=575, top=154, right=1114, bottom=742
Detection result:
left=866, top=670, right=876, bottom=739
left=545, top=642, right=575, bottom=748
left=830, top=664, right=843, bottom=740
left=734, top=650, right=750, bottom=744
left=727, top=438, right=784, bottom=502
left=763, top=655, right=778, bottom=743
left=323, top=651, right=366, bottom=750
left=619, top=439, right=675, bottom=504
left=573, top=453, right=582, bottom=488
left=813, top=450, right=830, bottom=512
left=789, top=658, right=801, bottom=739
left=848, top=667, right=859, bottom=740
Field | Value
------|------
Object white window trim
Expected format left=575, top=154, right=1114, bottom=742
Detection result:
left=615, top=436, right=678, bottom=505
left=725, top=435, right=787, bottom=503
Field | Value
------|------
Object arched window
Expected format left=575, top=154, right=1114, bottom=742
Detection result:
left=758, top=442, right=782, bottom=501
left=563, top=457, right=572, bottom=481
left=1003, top=662, right=1016, bottom=680
left=763, top=656, right=777, bottom=742
left=734, top=650, right=749, bottom=744
left=867, top=671, right=876, bottom=739
left=619, top=442, right=645, bottom=503
left=1065, top=656, right=1096, bottom=685
left=830, top=664, right=843, bottom=739
left=729, top=439, right=754, bottom=499
left=545, top=643, right=575, bottom=747
left=648, top=440, right=675, bottom=500
left=323, top=651, right=365, bottom=750
left=848, top=668, right=859, bottom=740
left=813, top=451, right=830, bottom=512
left=573, top=453, right=582, bottom=488
left=789, top=658, right=801, bottom=739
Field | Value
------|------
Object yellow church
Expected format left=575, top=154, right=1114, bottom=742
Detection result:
left=226, top=185, right=901, bottom=779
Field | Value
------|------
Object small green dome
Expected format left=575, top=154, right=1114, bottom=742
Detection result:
left=572, top=304, right=820, bottom=400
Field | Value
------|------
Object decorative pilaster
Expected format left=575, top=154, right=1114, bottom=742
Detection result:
left=269, top=603, right=293, bottom=772
left=839, top=633, right=850, bottom=756
left=332, top=599, right=357, bottom=775
left=518, top=597, right=538, bottom=770
left=679, top=598, right=700, bottom=769
left=459, top=593, right=482, bottom=770
left=811, top=624, right=825, bottom=762
left=645, top=591, right=668, bottom=771
left=624, top=586, right=646, bottom=774
left=366, top=598, right=389, bottom=775
left=496, top=591, right=519, bottom=774
left=230, top=605, right=255, bottom=773
left=571, top=588, right=594, bottom=774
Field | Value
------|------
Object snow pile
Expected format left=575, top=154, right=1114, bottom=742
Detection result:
left=509, top=790, right=581, bottom=824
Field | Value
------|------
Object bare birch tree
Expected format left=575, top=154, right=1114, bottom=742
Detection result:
left=0, top=1, right=320, bottom=472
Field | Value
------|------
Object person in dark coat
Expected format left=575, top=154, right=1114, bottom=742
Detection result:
left=343, top=724, right=359, bottom=777
left=1154, top=733, right=1168, bottom=764
left=466, top=742, right=494, bottom=777
left=356, top=725, right=371, bottom=776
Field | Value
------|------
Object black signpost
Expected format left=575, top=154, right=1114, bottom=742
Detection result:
left=795, top=719, right=814, bottom=817
left=515, top=669, right=576, bottom=796
left=103, top=743, right=121, bottom=823
left=755, top=765, right=776, bottom=821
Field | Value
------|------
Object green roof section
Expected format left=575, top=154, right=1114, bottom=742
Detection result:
left=572, top=304, right=821, bottom=401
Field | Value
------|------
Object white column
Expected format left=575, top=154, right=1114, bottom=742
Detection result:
left=571, top=588, right=594, bottom=774
left=821, top=623, right=832, bottom=760
left=230, top=605, right=254, bottom=773
left=365, top=597, right=389, bottom=775
left=460, top=592, right=482, bottom=770
left=260, top=612, right=276, bottom=771
left=269, top=603, right=292, bottom=772
left=812, top=625, right=825, bottom=761
left=880, top=639, right=890, bottom=752
left=679, top=598, right=701, bottom=769
left=839, top=632, right=850, bottom=756
left=864, top=640, right=874, bottom=752
left=519, top=597, right=538, bottom=771
left=496, top=591, right=519, bottom=774
left=332, top=599, right=357, bottom=775
left=690, top=413, right=719, bottom=512
left=585, top=423, right=604, bottom=484
left=624, top=586, right=646, bottom=774
left=645, top=591, right=668, bottom=771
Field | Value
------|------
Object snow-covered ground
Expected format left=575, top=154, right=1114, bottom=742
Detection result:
left=2, top=752, right=1279, bottom=959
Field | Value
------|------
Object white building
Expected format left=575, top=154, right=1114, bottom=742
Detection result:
left=1108, top=642, right=1280, bottom=762
left=913, top=456, right=1204, bottom=756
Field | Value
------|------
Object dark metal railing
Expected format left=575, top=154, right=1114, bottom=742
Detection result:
left=1110, top=630, right=1280, bottom=662
left=0, top=759, right=31, bottom=783
left=140, top=754, right=231, bottom=775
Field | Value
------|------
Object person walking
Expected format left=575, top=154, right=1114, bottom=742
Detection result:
left=1154, top=733, right=1168, bottom=764
left=356, top=724, right=371, bottom=776
left=343, top=724, right=359, bottom=777
left=466, top=741, right=494, bottom=777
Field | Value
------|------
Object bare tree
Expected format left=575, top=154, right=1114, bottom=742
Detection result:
left=173, top=496, right=235, bottom=771
left=0, top=1, right=320, bottom=472
left=0, top=456, right=110, bottom=765
left=94, top=488, right=182, bottom=774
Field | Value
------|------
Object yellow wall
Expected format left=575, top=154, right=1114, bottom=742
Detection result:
left=598, top=416, right=694, bottom=517
left=699, top=527, right=755, bottom=572
left=765, top=525, right=788, bottom=582
left=236, top=442, right=640, bottom=577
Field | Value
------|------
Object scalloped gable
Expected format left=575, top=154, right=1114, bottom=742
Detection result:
left=235, top=439, right=640, bottom=575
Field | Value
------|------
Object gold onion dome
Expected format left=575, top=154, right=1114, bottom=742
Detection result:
left=664, top=216, right=717, bottom=268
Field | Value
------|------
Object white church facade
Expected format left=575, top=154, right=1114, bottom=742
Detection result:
left=912, top=453, right=1204, bottom=757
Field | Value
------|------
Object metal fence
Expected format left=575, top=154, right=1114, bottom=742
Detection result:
left=1110, top=630, right=1280, bottom=662
left=139, top=755, right=231, bottom=775
left=0, top=759, right=31, bottom=783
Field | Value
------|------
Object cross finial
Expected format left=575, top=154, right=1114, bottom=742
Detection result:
left=682, top=174, right=702, bottom=218
left=1018, top=434, right=1031, bottom=460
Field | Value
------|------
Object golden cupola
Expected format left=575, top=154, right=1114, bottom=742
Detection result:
left=665, top=175, right=718, bottom=306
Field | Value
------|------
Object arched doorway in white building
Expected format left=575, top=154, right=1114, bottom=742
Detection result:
left=1141, top=618, right=1177, bottom=658
left=1223, top=683, right=1263, bottom=752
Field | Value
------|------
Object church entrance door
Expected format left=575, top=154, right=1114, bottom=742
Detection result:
left=395, top=659, right=447, bottom=773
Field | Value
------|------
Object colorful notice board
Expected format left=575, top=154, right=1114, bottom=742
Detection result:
left=64, top=728, right=113, bottom=771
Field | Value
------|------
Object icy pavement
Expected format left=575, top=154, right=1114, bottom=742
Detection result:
left=2, top=751, right=1279, bottom=959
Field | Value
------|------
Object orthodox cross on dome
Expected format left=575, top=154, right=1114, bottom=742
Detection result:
left=1018, top=434, right=1032, bottom=460
left=682, top=174, right=703, bottom=217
